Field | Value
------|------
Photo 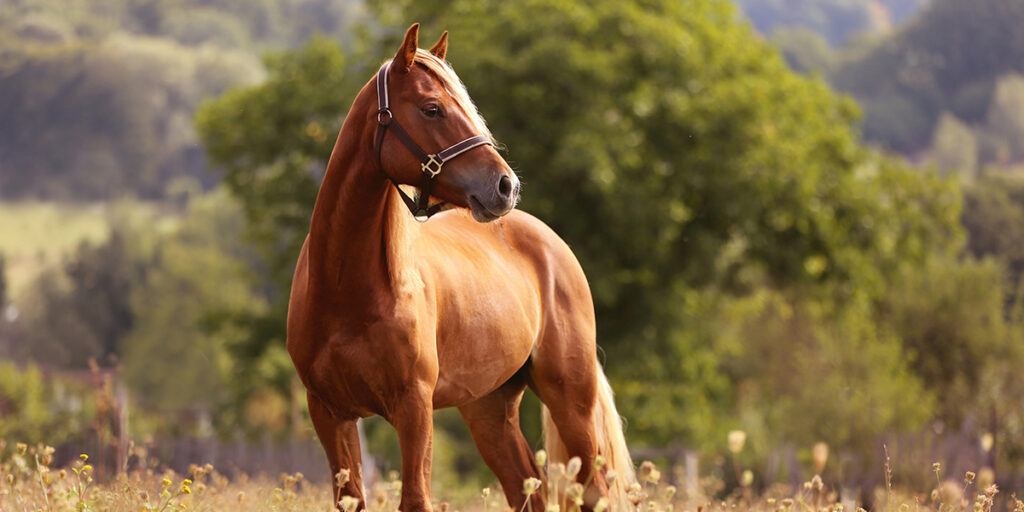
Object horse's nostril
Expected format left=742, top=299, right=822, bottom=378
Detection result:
left=498, top=174, right=513, bottom=199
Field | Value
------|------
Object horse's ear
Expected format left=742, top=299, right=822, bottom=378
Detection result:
left=429, top=31, right=448, bottom=60
left=393, top=23, right=419, bottom=73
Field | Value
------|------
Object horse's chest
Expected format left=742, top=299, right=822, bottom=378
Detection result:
left=305, top=320, right=427, bottom=418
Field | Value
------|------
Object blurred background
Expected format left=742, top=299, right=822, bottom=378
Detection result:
left=1, top=0, right=1022, bottom=503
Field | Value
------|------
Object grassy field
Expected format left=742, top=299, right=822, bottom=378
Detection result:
left=1, top=442, right=1014, bottom=512
left=0, top=201, right=164, bottom=301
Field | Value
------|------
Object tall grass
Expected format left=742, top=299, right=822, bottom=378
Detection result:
left=3, top=440, right=1021, bottom=512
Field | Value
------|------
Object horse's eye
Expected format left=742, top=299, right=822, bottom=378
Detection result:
left=422, top=104, right=441, bottom=118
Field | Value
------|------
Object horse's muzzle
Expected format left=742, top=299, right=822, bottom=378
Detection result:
left=468, top=172, right=519, bottom=222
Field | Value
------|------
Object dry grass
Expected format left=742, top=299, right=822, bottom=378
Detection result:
left=2, top=441, right=1022, bottom=512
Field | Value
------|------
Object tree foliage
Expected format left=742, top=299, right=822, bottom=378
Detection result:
left=120, top=191, right=267, bottom=427
left=195, top=38, right=370, bottom=402
left=18, top=227, right=144, bottom=368
left=0, top=361, right=96, bottom=446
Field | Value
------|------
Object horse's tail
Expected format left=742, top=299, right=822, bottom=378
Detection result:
left=542, top=364, right=635, bottom=509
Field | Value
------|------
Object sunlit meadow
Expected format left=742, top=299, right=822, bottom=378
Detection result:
left=2, top=438, right=1021, bottom=512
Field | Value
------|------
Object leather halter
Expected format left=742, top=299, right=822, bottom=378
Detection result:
left=374, top=61, right=494, bottom=222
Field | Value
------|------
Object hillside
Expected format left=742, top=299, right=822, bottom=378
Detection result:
left=735, top=0, right=927, bottom=45
left=0, top=0, right=365, bottom=200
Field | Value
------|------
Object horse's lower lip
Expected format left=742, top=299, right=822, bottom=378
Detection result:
left=468, top=196, right=500, bottom=220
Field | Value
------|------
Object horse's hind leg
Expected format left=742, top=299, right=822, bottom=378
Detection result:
left=308, top=391, right=364, bottom=509
left=528, top=344, right=611, bottom=508
left=458, top=375, right=546, bottom=511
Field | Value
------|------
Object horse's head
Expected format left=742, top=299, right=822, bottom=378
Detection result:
left=373, top=24, right=519, bottom=222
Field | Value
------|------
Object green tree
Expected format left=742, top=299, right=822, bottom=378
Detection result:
left=19, top=228, right=144, bottom=368
left=196, top=37, right=369, bottom=402
left=882, top=256, right=1011, bottom=424
left=0, top=361, right=96, bottom=446
left=120, top=191, right=268, bottom=434
left=961, top=172, right=1024, bottom=292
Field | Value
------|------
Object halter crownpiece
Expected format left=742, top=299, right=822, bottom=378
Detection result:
left=374, top=61, right=494, bottom=221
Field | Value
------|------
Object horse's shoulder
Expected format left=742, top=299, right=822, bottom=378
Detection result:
left=500, top=210, right=576, bottom=255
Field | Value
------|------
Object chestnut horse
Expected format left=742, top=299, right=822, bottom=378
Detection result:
left=287, top=24, right=635, bottom=511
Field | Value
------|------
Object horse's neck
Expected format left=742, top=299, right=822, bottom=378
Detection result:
left=308, top=136, right=416, bottom=307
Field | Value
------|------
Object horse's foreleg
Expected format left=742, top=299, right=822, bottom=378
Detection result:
left=390, top=388, right=435, bottom=512
left=458, top=376, right=546, bottom=511
left=308, top=391, right=364, bottom=509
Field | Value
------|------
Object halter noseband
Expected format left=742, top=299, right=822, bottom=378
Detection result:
left=374, top=61, right=494, bottom=222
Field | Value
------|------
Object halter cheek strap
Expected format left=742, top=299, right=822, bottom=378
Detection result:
left=374, top=61, right=493, bottom=222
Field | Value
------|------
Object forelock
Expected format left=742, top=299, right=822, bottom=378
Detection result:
left=398, top=49, right=494, bottom=143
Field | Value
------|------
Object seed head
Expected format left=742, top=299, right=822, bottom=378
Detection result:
left=523, top=477, right=542, bottom=495
left=728, top=430, right=747, bottom=454
left=336, top=469, right=351, bottom=487
left=985, top=484, right=999, bottom=499
left=811, top=474, right=823, bottom=491
left=339, top=495, right=360, bottom=512
left=939, top=480, right=963, bottom=504
left=640, top=461, right=658, bottom=483
left=966, top=472, right=976, bottom=484
left=535, top=450, right=548, bottom=467
left=980, top=433, right=994, bottom=453
left=567, top=482, right=585, bottom=501
left=567, top=457, right=582, bottom=479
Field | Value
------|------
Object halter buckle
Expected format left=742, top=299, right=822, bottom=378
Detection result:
left=422, top=154, right=443, bottom=177
left=377, top=108, right=392, bottom=125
